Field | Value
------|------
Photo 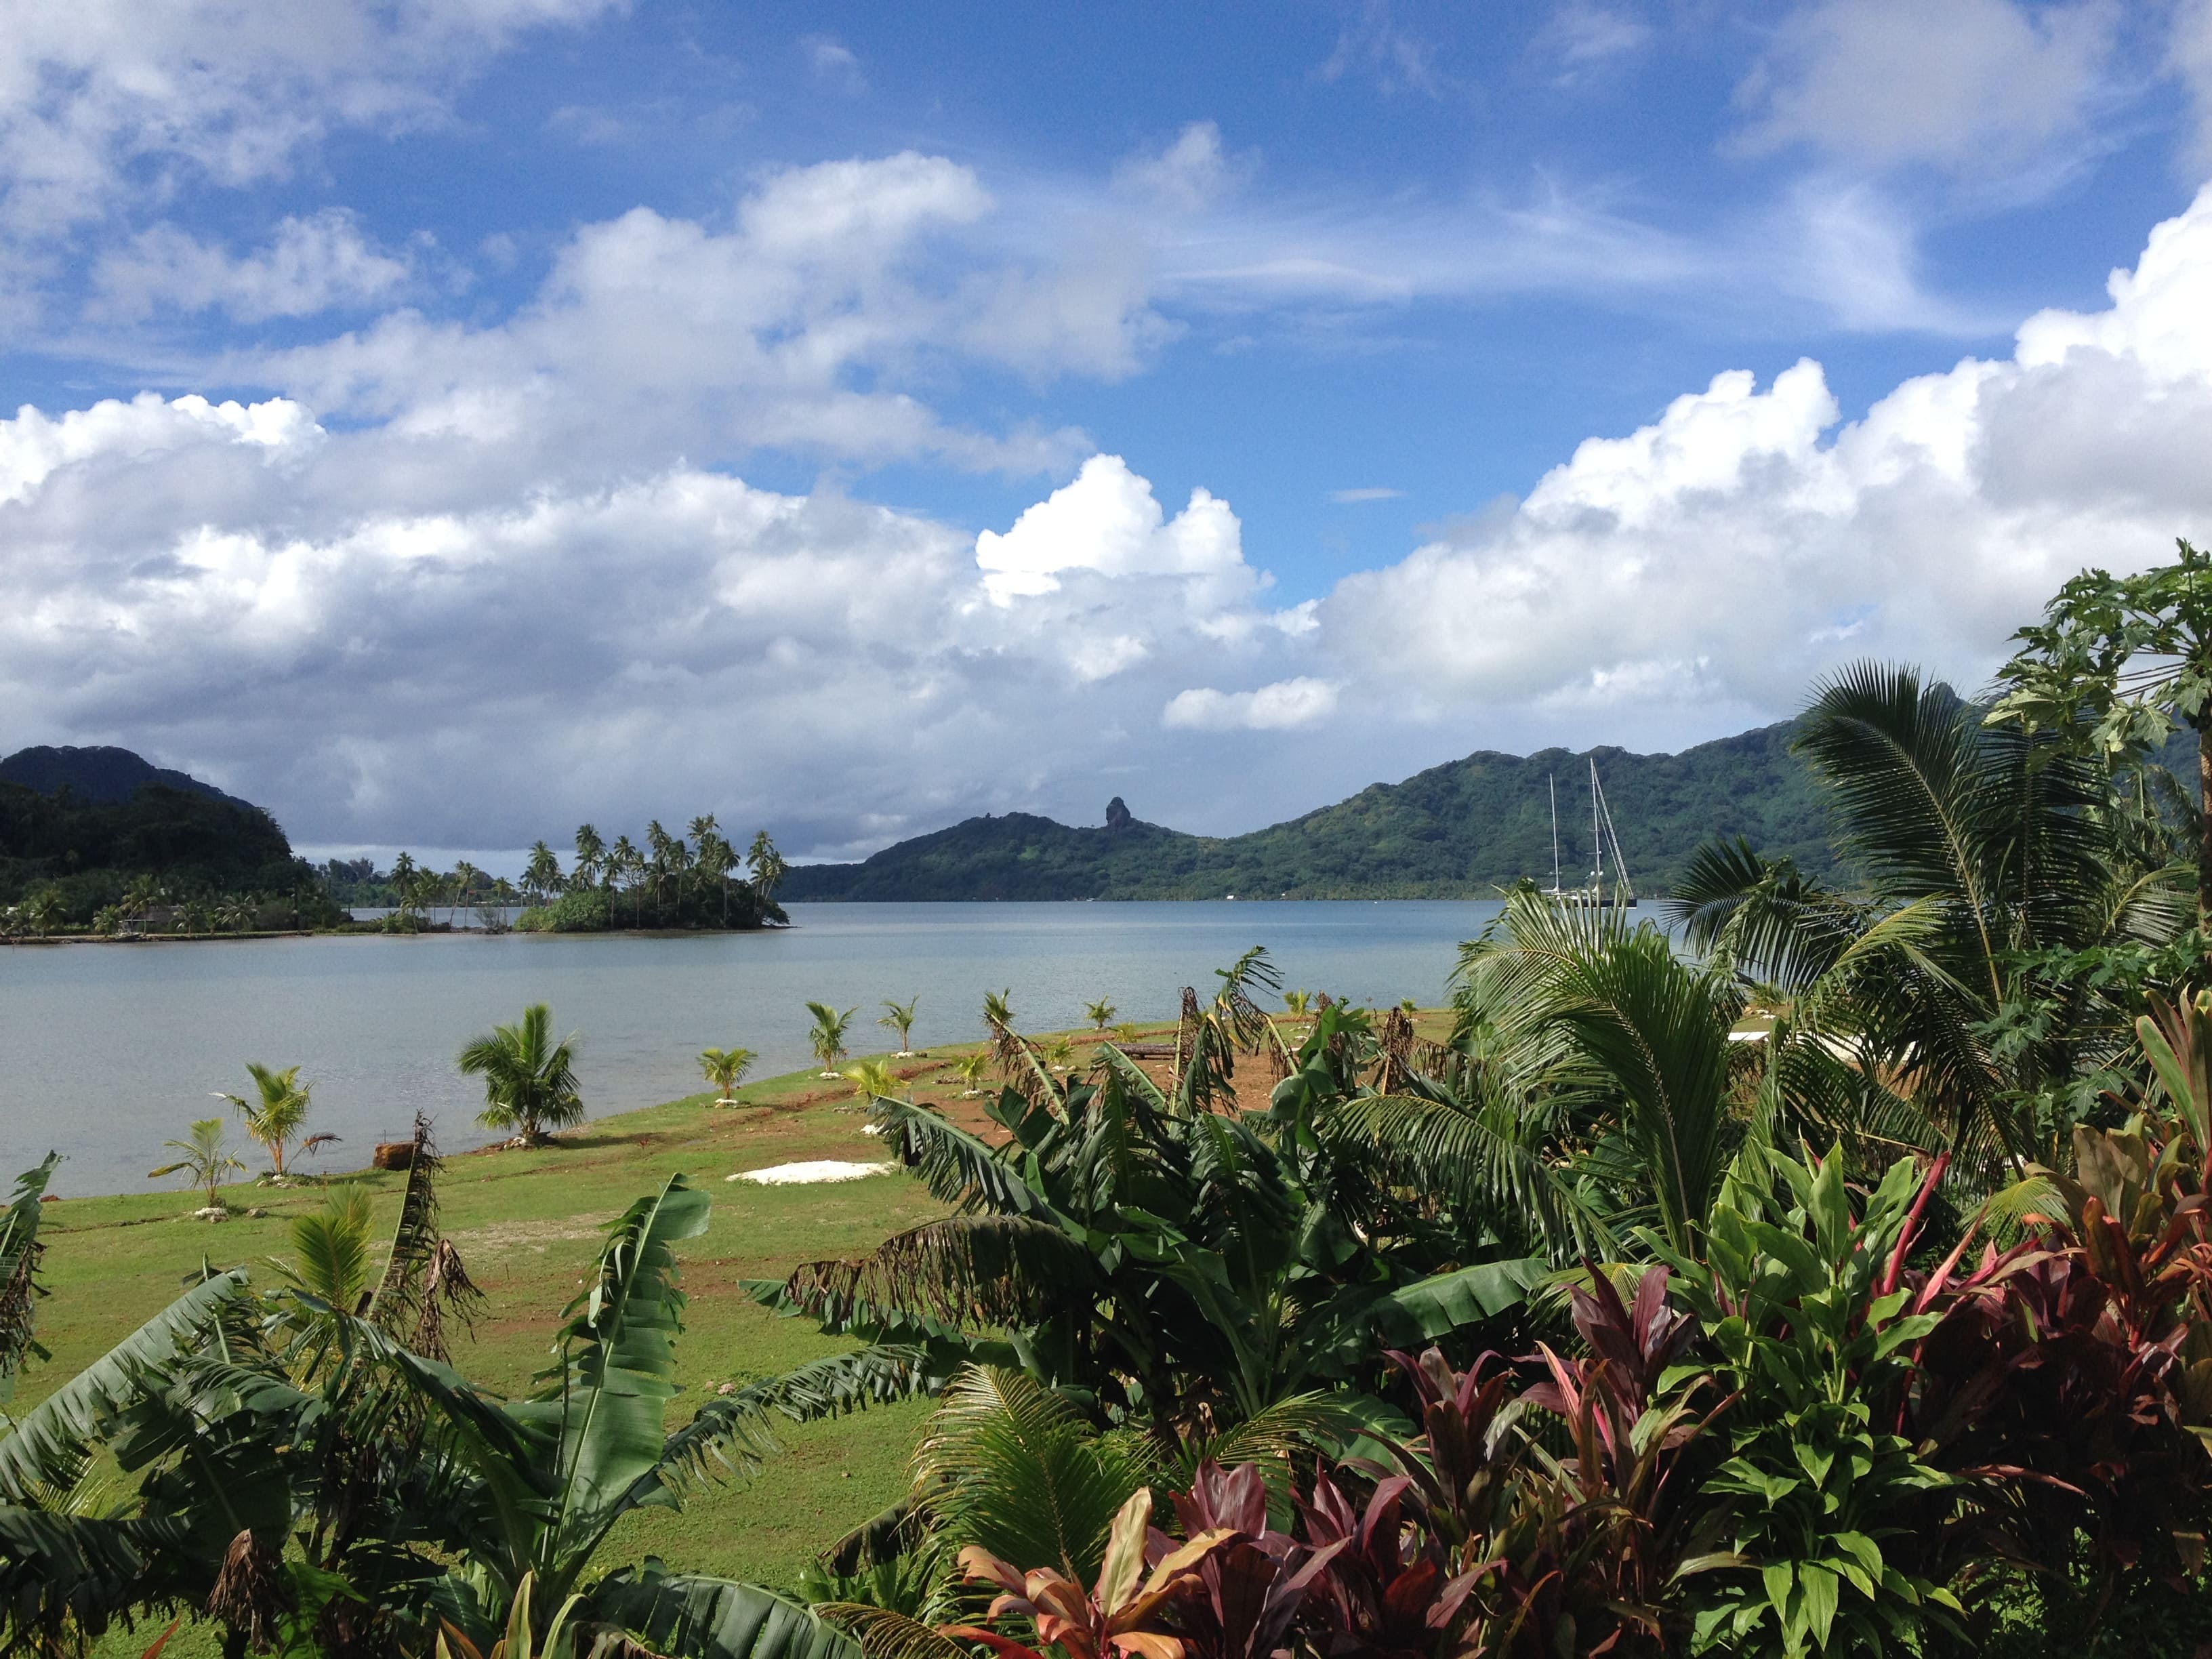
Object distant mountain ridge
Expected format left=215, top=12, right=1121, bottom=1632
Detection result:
left=0, top=745, right=250, bottom=810
left=781, top=720, right=1837, bottom=902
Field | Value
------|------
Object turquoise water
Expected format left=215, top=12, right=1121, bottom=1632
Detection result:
left=0, top=900, right=1504, bottom=1196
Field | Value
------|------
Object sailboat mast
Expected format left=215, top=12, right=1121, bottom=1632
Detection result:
left=1590, top=760, right=1602, bottom=886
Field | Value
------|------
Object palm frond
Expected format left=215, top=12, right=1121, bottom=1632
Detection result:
left=0, top=1270, right=251, bottom=1503
left=646, top=1344, right=956, bottom=1507
left=815, top=1603, right=967, bottom=1659
left=0, top=1153, right=60, bottom=1397
left=1084, top=1044, right=1161, bottom=1110
left=781, top=1217, right=1090, bottom=1328
left=869, top=1099, right=1049, bottom=1219
left=909, top=1366, right=1154, bottom=1582
left=587, top=1566, right=862, bottom=1659
left=0, top=1504, right=193, bottom=1648
left=1322, top=1093, right=1616, bottom=1261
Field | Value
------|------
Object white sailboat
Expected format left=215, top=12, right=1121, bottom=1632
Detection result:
left=1542, top=760, right=1637, bottom=908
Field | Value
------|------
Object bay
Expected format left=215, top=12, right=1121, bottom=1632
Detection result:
left=0, top=899, right=1503, bottom=1197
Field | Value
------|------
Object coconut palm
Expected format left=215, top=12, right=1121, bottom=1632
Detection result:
left=806, top=1002, right=857, bottom=1076
left=1084, top=998, right=1117, bottom=1032
left=523, top=841, right=562, bottom=903
left=699, top=1046, right=756, bottom=1106
left=216, top=1061, right=312, bottom=1178
left=953, top=1050, right=992, bottom=1097
left=605, top=836, right=640, bottom=923
left=879, top=997, right=920, bottom=1056
left=458, top=1004, right=583, bottom=1144
left=20, top=891, right=60, bottom=939
left=747, top=832, right=787, bottom=905
left=840, top=1057, right=901, bottom=1105
left=646, top=820, right=689, bottom=912
left=569, top=825, right=604, bottom=892
left=1671, top=662, right=2184, bottom=1179
left=692, top=817, right=737, bottom=924
left=120, top=876, right=161, bottom=924
left=279, top=1187, right=378, bottom=1311
left=148, top=1118, right=247, bottom=1212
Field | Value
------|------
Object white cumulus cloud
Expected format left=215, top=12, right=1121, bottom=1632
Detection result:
left=975, top=454, right=1252, bottom=602
left=1324, top=180, right=2212, bottom=732
left=91, top=211, right=415, bottom=321
left=1162, top=678, right=1340, bottom=731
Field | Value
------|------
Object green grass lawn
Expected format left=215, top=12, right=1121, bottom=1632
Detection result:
left=32, top=1009, right=1456, bottom=1656
left=38, top=1050, right=973, bottom=1657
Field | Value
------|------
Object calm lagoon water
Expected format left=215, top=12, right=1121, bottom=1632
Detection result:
left=0, top=900, right=1504, bottom=1197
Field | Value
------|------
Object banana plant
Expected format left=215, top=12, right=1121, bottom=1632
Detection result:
left=747, top=996, right=1543, bottom=1448
left=369, top=1172, right=922, bottom=1650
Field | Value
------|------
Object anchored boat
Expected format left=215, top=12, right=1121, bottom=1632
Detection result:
left=1542, top=760, right=1637, bottom=908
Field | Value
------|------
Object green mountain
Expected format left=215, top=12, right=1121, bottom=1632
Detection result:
left=781, top=720, right=1837, bottom=901
left=0, top=746, right=337, bottom=928
left=0, top=744, right=252, bottom=809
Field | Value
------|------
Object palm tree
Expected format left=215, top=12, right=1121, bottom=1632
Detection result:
left=1450, top=896, right=1745, bottom=1255
left=458, top=1004, right=584, bottom=1145
left=840, top=1057, right=900, bottom=1105
left=746, top=832, right=787, bottom=906
left=523, top=841, right=562, bottom=903
left=278, top=1187, right=377, bottom=1311
left=121, top=876, right=161, bottom=926
left=1671, top=662, right=2182, bottom=1178
left=390, top=851, right=418, bottom=916
left=1281, top=989, right=1313, bottom=1029
left=691, top=816, right=735, bottom=924
left=879, top=997, right=920, bottom=1056
left=1084, top=998, right=1117, bottom=1032
left=805, top=1002, right=856, bottom=1076
left=699, top=1046, right=756, bottom=1106
left=606, top=836, right=641, bottom=928
left=216, top=1062, right=312, bottom=1179
left=646, top=820, right=688, bottom=915
left=953, top=1050, right=993, bottom=1097
left=148, top=1118, right=247, bottom=1212
left=20, top=891, right=59, bottom=939
left=570, top=825, right=605, bottom=893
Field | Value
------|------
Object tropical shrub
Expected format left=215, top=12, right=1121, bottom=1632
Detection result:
left=514, top=890, right=613, bottom=933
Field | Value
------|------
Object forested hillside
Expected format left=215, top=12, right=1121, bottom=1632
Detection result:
left=783, top=719, right=1838, bottom=901
left=0, top=746, right=335, bottom=926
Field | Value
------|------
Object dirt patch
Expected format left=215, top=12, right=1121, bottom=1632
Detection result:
left=449, top=1214, right=616, bottom=1256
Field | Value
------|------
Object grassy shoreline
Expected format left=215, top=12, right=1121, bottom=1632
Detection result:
left=42, top=1008, right=1469, bottom=1656
left=38, top=1025, right=1210, bottom=1654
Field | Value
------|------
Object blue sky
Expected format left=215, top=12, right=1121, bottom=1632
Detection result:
left=6, top=0, right=2212, bottom=863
